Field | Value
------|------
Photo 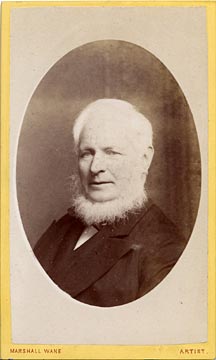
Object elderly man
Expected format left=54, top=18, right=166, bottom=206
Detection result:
left=34, top=99, right=186, bottom=307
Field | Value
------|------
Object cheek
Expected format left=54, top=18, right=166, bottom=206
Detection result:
left=78, top=161, right=89, bottom=180
left=109, top=158, right=135, bottom=180
left=114, top=159, right=144, bottom=184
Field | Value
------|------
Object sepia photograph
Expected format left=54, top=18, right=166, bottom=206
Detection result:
left=17, top=40, right=200, bottom=307
left=1, top=2, right=215, bottom=359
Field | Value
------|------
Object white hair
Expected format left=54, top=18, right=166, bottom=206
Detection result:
left=73, top=99, right=153, bottom=150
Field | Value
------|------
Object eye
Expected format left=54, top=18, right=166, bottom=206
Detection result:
left=79, top=151, right=92, bottom=159
left=105, top=148, right=121, bottom=155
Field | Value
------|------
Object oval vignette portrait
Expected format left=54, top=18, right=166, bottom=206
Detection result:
left=16, top=40, right=201, bottom=308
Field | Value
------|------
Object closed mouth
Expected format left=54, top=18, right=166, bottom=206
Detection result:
left=90, top=181, right=113, bottom=185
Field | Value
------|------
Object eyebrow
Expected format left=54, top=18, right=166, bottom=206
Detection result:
left=103, top=146, right=122, bottom=151
left=79, top=145, right=122, bottom=150
left=79, top=145, right=125, bottom=155
left=78, top=147, right=94, bottom=153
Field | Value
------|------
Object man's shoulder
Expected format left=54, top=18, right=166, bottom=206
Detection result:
left=40, top=212, right=74, bottom=236
left=134, top=203, right=188, bottom=297
left=34, top=210, right=80, bottom=252
left=135, top=202, right=187, bottom=246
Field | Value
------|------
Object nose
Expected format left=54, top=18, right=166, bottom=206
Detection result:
left=90, top=153, right=106, bottom=174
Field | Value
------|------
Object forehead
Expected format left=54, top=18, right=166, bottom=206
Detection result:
left=79, top=114, right=136, bottom=148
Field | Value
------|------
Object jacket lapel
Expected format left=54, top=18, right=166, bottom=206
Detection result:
left=51, top=200, right=153, bottom=298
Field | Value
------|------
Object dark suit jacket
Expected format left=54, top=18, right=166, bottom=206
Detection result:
left=34, top=200, right=187, bottom=307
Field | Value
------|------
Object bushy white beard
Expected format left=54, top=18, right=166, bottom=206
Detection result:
left=70, top=173, right=148, bottom=226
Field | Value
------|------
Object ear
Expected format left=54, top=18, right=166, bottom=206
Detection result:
left=142, top=146, right=154, bottom=174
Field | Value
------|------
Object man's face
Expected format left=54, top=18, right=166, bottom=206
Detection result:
left=78, top=114, right=146, bottom=203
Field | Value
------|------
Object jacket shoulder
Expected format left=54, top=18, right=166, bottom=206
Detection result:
left=136, top=204, right=188, bottom=296
left=33, top=213, right=75, bottom=268
left=138, top=203, right=186, bottom=244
